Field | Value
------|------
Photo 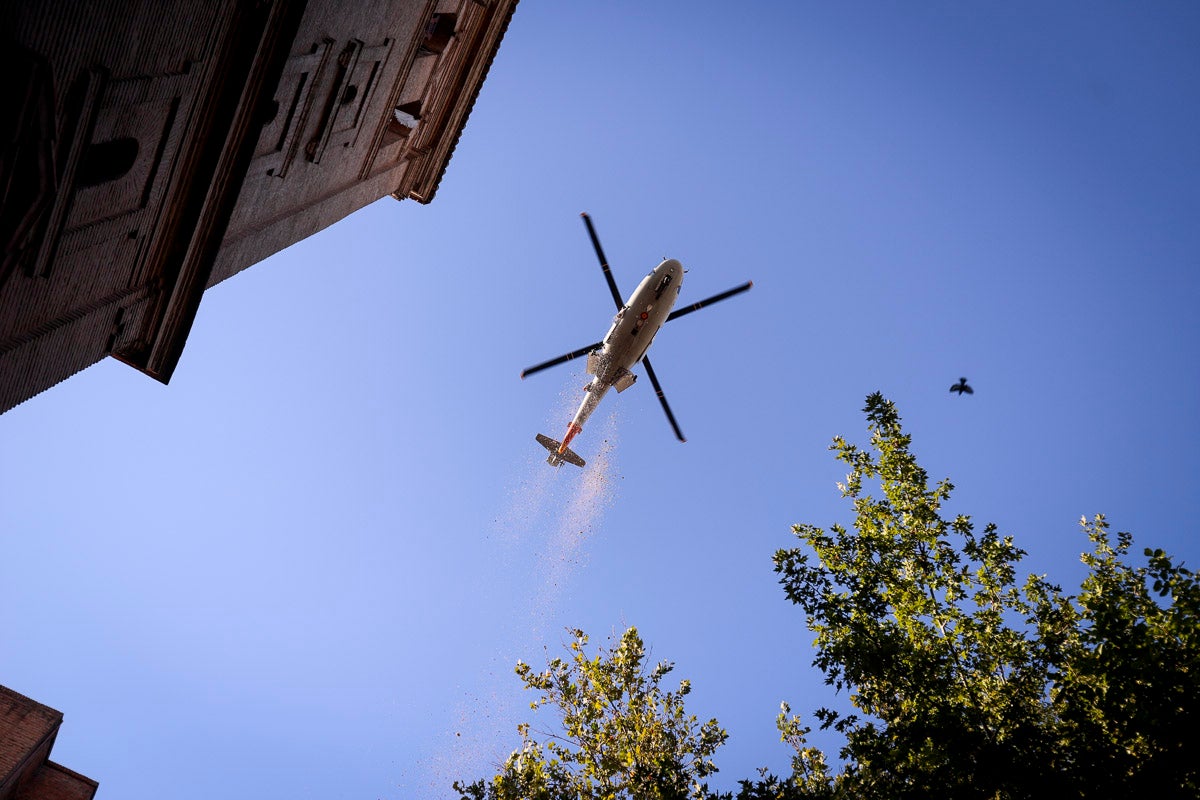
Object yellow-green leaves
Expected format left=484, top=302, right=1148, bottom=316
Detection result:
left=459, top=396, right=1198, bottom=799
left=769, top=396, right=1199, bottom=798
left=454, top=627, right=727, bottom=800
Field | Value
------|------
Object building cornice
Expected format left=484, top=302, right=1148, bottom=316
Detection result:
left=397, top=0, right=518, bottom=203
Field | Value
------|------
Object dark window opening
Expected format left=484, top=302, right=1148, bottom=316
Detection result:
left=386, top=111, right=417, bottom=142
left=396, top=101, right=421, bottom=121
left=384, top=100, right=423, bottom=145
left=419, top=14, right=456, bottom=56
left=259, top=98, right=280, bottom=126
left=76, top=137, right=139, bottom=188
left=340, top=84, right=358, bottom=105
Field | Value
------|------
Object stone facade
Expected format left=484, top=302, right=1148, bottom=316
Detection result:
left=1, top=0, right=518, bottom=413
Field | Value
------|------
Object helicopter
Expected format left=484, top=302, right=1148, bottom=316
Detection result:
left=521, top=212, right=752, bottom=467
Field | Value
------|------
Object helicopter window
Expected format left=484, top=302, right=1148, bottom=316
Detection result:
left=654, top=273, right=672, bottom=298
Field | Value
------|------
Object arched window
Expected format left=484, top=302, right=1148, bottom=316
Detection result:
left=76, top=137, right=139, bottom=187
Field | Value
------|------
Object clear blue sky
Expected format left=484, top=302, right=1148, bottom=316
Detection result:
left=3, top=3, right=1199, bottom=797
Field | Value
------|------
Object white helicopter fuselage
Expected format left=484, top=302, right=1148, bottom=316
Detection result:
left=528, top=212, right=752, bottom=468
left=558, top=258, right=684, bottom=453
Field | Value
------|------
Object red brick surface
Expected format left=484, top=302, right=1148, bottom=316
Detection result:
left=1, top=685, right=95, bottom=800
left=13, top=762, right=98, bottom=800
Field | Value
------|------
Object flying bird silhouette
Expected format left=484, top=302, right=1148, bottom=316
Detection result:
left=950, top=377, right=973, bottom=395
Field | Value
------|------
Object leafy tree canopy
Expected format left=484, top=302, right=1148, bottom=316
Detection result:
left=456, top=394, right=1199, bottom=799
left=454, top=626, right=727, bottom=800
left=770, top=392, right=1199, bottom=799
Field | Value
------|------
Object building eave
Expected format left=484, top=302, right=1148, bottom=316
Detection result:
left=394, top=0, right=518, bottom=204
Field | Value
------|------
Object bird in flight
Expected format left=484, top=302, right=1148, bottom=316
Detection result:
left=950, top=377, right=973, bottom=395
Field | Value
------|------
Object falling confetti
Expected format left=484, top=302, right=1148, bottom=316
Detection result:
left=420, top=375, right=622, bottom=793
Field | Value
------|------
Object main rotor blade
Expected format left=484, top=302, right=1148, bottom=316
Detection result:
left=581, top=212, right=626, bottom=312
left=666, top=280, right=754, bottom=323
left=641, top=356, right=685, bottom=442
left=520, top=341, right=602, bottom=379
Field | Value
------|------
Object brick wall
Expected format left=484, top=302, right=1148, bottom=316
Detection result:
left=0, top=685, right=96, bottom=800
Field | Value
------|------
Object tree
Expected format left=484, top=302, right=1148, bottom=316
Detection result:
left=453, top=627, right=728, bottom=800
left=770, top=392, right=1200, bottom=798
left=1053, top=517, right=1200, bottom=793
left=454, top=394, right=1199, bottom=799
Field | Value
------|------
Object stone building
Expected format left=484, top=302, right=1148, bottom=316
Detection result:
left=1, top=0, right=518, bottom=413
left=0, top=685, right=97, bottom=800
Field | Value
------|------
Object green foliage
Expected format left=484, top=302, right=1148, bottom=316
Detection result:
left=454, top=394, right=1199, bottom=799
left=453, top=627, right=727, bottom=800
left=1054, top=516, right=1200, bottom=793
left=715, top=704, right=834, bottom=800
left=771, top=392, right=1200, bottom=798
